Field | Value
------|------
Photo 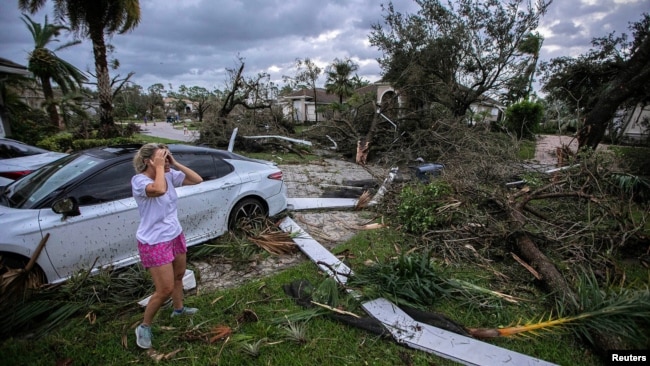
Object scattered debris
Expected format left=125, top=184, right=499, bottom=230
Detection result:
left=247, top=229, right=297, bottom=255
left=0, top=233, right=49, bottom=301
left=280, top=217, right=558, bottom=365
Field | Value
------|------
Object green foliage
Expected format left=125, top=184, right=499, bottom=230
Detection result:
left=71, top=137, right=138, bottom=151
left=611, top=145, right=650, bottom=176
left=348, top=251, right=448, bottom=308
left=504, top=100, right=544, bottom=140
left=37, top=134, right=138, bottom=152
left=564, top=271, right=650, bottom=348
left=370, top=0, right=550, bottom=117
left=8, top=109, right=57, bottom=146
left=518, top=139, right=536, bottom=160
left=36, top=132, right=75, bottom=152
left=396, top=181, right=454, bottom=234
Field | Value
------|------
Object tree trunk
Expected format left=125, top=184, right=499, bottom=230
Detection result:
left=508, top=201, right=629, bottom=356
left=355, top=106, right=381, bottom=165
left=40, top=76, right=61, bottom=130
left=89, top=24, right=117, bottom=138
left=577, top=34, right=650, bottom=150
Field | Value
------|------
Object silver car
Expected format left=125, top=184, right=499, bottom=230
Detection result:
left=0, top=138, right=68, bottom=186
left=0, top=144, right=287, bottom=284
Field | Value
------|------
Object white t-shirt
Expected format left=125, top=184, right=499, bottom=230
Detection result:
left=132, top=169, right=186, bottom=245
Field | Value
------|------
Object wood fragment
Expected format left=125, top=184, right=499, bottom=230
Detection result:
left=511, top=252, right=542, bottom=280
left=311, top=301, right=361, bottom=318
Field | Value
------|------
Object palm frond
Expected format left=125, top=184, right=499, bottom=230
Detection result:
left=468, top=272, right=650, bottom=348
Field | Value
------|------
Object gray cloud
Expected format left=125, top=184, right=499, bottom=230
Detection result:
left=1, top=0, right=645, bottom=92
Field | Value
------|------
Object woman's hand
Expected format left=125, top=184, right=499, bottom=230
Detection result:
left=166, top=151, right=177, bottom=166
left=150, top=149, right=169, bottom=169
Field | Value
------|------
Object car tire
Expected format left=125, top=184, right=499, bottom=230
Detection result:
left=228, top=197, right=267, bottom=231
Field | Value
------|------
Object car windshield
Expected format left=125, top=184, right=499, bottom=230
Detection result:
left=2, top=153, right=102, bottom=209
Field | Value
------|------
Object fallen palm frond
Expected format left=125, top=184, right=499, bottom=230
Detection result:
left=248, top=228, right=297, bottom=255
left=355, top=190, right=372, bottom=210
left=347, top=251, right=519, bottom=309
left=0, top=233, right=50, bottom=302
left=0, top=264, right=152, bottom=339
left=467, top=272, right=650, bottom=348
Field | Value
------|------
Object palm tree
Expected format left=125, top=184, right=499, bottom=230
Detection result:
left=19, top=0, right=141, bottom=137
left=517, top=32, right=544, bottom=100
left=22, top=14, right=86, bottom=130
left=325, top=58, right=359, bottom=104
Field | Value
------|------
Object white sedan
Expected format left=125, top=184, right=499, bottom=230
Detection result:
left=0, top=138, right=68, bottom=187
left=0, top=144, right=287, bottom=284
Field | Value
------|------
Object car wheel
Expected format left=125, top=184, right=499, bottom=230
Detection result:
left=0, top=254, right=46, bottom=299
left=228, top=198, right=267, bottom=231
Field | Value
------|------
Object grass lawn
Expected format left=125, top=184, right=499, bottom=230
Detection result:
left=1, top=135, right=646, bottom=365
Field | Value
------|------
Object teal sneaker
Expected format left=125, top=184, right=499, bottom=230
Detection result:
left=170, top=306, right=199, bottom=318
left=135, top=324, right=152, bottom=349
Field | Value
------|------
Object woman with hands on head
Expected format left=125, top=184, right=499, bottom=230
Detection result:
left=131, top=143, right=203, bottom=349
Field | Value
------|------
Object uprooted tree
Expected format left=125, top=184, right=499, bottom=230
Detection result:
left=316, top=0, right=550, bottom=163
left=198, top=57, right=286, bottom=148
left=369, top=0, right=550, bottom=117
left=374, top=125, right=650, bottom=355
left=541, top=13, right=650, bottom=150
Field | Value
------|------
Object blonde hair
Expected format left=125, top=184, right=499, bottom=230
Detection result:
left=133, top=143, right=168, bottom=173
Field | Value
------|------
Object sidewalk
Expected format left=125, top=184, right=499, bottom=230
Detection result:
left=140, top=121, right=198, bottom=143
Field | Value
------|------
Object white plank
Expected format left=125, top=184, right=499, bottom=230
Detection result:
left=279, top=217, right=353, bottom=284
left=287, top=197, right=358, bottom=211
left=362, top=298, right=558, bottom=366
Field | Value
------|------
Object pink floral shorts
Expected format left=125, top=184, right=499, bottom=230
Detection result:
left=137, top=233, right=187, bottom=268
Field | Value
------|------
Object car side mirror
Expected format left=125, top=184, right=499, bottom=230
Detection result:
left=52, top=197, right=81, bottom=218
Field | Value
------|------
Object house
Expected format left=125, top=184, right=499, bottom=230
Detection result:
left=467, top=94, right=503, bottom=124
left=163, top=97, right=197, bottom=116
left=0, top=58, right=31, bottom=137
left=282, top=88, right=339, bottom=123
left=281, top=82, right=502, bottom=125
left=617, top=103, right=649, bottom=143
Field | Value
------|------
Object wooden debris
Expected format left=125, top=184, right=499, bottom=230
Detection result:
left=511, top=252, right=542, bottom=280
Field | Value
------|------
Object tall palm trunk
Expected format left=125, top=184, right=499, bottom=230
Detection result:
left=88, top=24, right=117, bottom=137
left=39, top=75, right=61, bottom=130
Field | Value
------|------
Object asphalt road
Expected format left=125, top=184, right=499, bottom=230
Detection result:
left=140, top=121, right=198, bottom=142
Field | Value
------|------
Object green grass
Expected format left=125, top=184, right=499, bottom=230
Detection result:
left=518, top=139, right=536, bottom=160
left=1, top=136, right=645, bottom=365
left=4, top=221, right=642, bottom=365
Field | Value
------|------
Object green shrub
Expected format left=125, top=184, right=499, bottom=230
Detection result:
left=37, top=135, right=139, bottom=153
left=72, top=137, right=138, bottom=151
left=37, top=133, right=75, bottom=152
left=504, top=100, right=544, bottom=140
left=9, top=109, right=57, bottom=146
left=396, top=181, right=455, bottom=234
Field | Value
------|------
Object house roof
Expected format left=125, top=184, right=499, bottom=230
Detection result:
left=0, top=57, right=30, bottom=75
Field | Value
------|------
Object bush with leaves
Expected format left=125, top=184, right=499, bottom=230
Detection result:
left=8, top=109, right=57, bottom=146
left=396, top=181, right=456, bottom=234
left=503, top=100, right=544, bottom=140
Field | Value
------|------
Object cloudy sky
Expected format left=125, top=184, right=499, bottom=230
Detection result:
left=0, top=0, right=647, bottom=94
